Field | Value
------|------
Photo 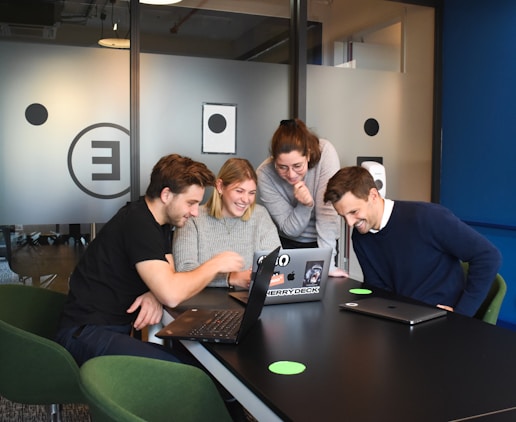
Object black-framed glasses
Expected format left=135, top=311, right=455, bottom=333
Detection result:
left=274, top=159, right=307, bottom=174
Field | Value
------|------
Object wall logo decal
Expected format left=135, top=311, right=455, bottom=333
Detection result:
left=67, top=123, right=131, bottom=199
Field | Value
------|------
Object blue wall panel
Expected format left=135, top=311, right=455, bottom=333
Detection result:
left=442, top=0, right=516, bottom=326
left=442, top=0, right=516, bottom=226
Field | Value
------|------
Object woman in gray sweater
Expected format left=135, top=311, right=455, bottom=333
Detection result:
left=257, top=119, right=347, bottom=277
left=173, top=158, right=281, bottom=289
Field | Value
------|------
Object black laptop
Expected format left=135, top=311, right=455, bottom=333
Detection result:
left=156, top=246, right=280, bottom=344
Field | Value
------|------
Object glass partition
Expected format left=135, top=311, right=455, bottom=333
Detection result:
left=0, top=1, right=131, bottom=291
left=0, top=0, right=435, bottom=289
left=0, top=0, right=292, bottom=292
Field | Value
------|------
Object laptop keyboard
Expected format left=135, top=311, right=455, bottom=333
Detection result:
left=189, top=309, right=242, bottom=337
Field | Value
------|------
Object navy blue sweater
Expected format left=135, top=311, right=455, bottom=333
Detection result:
left=352, top=201, right=502, bottom=316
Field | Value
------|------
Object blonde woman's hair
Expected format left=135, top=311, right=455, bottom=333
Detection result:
left=206, top=158, right=257, bottom=221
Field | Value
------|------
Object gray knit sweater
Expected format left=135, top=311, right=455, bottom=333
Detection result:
left=172, top=204, right=281, bottom=287
left=256, top=138, right=341, bottom=271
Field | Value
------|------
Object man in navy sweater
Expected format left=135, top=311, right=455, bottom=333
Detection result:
left=324, top=166, right=501, bottom=316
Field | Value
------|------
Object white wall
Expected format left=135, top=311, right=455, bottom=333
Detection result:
left=307, top=4, right=435, bottom=279
left=139, top=54, right=289, bottom=194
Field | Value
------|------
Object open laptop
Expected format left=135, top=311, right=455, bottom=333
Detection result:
left=155, top=246, right=280, bottom=344
left=339, top=296, right=447, bottom=325
left=229, top=247, right=332, bottom=306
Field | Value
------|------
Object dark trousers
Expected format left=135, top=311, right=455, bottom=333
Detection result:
left=55, top=324, right=196, bottom=367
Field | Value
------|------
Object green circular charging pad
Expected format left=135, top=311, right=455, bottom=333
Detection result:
left=349, top=288, right=372, bottom=295
left=268, top=361, right=306, bottom=375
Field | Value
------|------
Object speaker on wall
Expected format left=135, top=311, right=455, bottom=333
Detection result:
left=361, top=161, right=386, bottom=197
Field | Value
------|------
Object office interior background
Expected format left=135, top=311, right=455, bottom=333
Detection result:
left=0, top=0, right=514, bottom=327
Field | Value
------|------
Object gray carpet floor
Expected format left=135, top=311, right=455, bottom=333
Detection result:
left=0, top=258, right=20, bottom=285
left=0, top=396, right=91, bottom=422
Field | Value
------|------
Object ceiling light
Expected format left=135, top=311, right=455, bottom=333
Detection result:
left=98, top=38, right=130, bottom=49
left=98, top=0, right=130, bottom=49
left=140, top=0, right=183, bottom=4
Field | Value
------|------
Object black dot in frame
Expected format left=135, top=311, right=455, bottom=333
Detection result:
left=25, top=103, right=48, bottom=126
left=364, top=118, right=379, bottom=136
left=208, top=113, right=227, bottom=134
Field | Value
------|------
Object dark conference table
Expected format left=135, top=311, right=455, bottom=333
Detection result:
left=163, top=277, right=516, bottom=421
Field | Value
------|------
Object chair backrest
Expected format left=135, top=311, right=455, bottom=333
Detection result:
left=80, top=355, right=232, bottom=422
left=0, top=284, right=83, bottom=405
left=461, top=262, right=507, bottom=325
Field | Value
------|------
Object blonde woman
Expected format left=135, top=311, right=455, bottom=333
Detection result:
left=173, top=158, right=281, bottom=289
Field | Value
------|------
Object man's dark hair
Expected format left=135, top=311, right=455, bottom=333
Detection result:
left=145, top=154, right=215, bottom=199
left=324, top=166, right=376, bottom=203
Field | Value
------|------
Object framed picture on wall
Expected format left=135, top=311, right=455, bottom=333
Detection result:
left=202, top=103, right=237, bottom=154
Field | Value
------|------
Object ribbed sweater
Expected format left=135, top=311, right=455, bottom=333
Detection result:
left=256, top=138, right=341, bottom=271
left=172, top=204, right=281, bottom=287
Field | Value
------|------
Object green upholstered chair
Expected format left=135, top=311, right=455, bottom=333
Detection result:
left=461, top=262, right=507, bottom=325
left=0, top=284, right=84, bottom=421
left=80, top=355, right=232, bottom=422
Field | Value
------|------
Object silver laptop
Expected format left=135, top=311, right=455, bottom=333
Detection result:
left=229, top=247, right=332, bottom=306
left=339, top=296, right=447, bottom=325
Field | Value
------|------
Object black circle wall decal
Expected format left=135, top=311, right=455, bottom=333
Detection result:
left=25, top=103, right=48, bottom=126
left=208, top=113, right=227, bottom=134
left=364, top=118, right=379, bottom=136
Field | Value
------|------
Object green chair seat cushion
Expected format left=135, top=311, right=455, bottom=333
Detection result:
left=80, top=355, right=232, bottom=422
left=0, top=284, right=83, bottom=405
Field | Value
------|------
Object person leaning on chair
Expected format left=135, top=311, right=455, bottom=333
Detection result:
left=323, top=165, right=502, bottom=316
left=55, top=154, right=245, bottom=366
